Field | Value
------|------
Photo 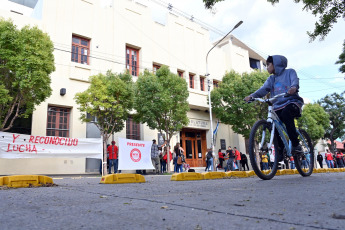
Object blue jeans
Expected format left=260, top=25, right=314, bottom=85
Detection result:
left=290, top=162, right=295, bottom=169
left=173, top=157, right=177, bottom=172
left=327, top=160, right=334, bottom=168
left=161, top=161, right=167, bottom=173
left=226, top=158, right=234, bottom=171
left=108, top=159, right=118, bottom=174
left=176, top=164, right=183, bottom=173
left=206, top=158, right=214, bottom=171
left=302, top=160, right=308, bottom=168
left=209, top=158, right=214, bottom=171
left=262, top=162, right=269, bottom=170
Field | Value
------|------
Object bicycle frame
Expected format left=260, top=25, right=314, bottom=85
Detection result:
left=264, top=103, right=291, bottom=156
left=255, top=94, right=310, bottom=159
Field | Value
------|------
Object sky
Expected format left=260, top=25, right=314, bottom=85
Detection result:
left=142, top=0, right=345, bottom=104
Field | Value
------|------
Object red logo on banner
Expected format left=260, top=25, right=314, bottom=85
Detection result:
left=130, top=148, right=141, bottom=162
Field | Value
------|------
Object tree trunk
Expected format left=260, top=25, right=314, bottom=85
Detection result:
left=166, top=133, right=171, bottom=173
left=102, top=133, right=108, bottom=176
left=167, top=141, right=171, bottom=173
left=330, top=138, right=335, bottom=154
left=330, top=128, right=335, bottom=153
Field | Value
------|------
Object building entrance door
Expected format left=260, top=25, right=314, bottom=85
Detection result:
left=180, top=129, right=207, bottom=167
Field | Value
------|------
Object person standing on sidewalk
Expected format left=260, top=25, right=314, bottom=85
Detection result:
left=234, top=147, right=241, bottom=171
left=217, top=149, right=224, bottom=169
left=107, top=141, right=118, bottom=174
left=151, top=139, right=160, bottom=174
left=317, top=152, right=324, bottom=168
left=240, top=152, right=249, bottom=171
left=205, top=148, right=213, bottom=171
left=225, top=146, right=235, bottom=172
left=325, top=149, right=334, bottom=168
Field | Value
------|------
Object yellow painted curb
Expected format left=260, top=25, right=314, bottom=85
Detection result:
left=328, top=168, right=336, bottom=173
left=201, top=171, right=226, bottom=180
left=247, top=171, right=256, bottom=176
left=276, top=170, right=286, bottom=176
left=170, top=172, right=203, bottom=181
left=339, top=168, right=345, bottom=172
left=313, top=168, right=320, bottom=173
left=333, top=168, right=341, bottom=173
left=302, top=168, right=311, bottom=173
left=100, top=173, right=145, bottom=184
left=0, top=175, right=53, bottom=188
left=225, top=171, right=255, bottom=177
left=317, top=168, right=328, bottom=173
left=260, top=170, right=271, bottom=175
left=282, top=169, right=295, bottom=175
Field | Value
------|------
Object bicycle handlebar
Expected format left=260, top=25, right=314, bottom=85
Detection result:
left=246, top=93, right=288, bottom=104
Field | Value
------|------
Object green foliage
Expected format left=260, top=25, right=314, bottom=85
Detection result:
left=211, top=70, right=269, bottom=139
left=203, top=0, right=224, bottom=9
left=318, top=91, right=345, bottom=152
left=335, top=40, right=345, bottom=74
left=134, top=66, right=189, bottom=142
left=203, top=0, right=345, bottom=42
left=297, top=103, right=330, bottom=146
left=74, top=71, right=134, bottom=140
left=0, top=19, right=55, bottom=131
left=268, top=0, right=345, bottom=41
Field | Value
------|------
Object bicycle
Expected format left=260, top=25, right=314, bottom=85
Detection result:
left=247, top=93, right=314, bottom=180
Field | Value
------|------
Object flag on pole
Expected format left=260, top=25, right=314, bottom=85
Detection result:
left=213, top=120, right=219, bottom=136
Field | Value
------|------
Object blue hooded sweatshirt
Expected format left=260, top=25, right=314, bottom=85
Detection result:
left=251, top=55, right=304, bottom=111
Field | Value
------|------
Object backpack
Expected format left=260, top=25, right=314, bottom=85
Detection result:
left=207, top=151, right=213, bottom=160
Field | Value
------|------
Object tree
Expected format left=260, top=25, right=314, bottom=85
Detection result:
left=75, top=71, right=134, bottom=175
left=267, top=0, right=345, bottom=41
left=297, top=103, right=330, bottom=147
left=318, top=91, right=345, bottom=153
left=0, top=19, right=55, bottom=131
left=203, top=0, right=345, bottom=73
left=335, top=40, right=345, bottom=74
left=203, top=0, right=344, bottom=40
left=134, top=66, right=189, bottom=172
left=211, top=70, right=269, bottom=139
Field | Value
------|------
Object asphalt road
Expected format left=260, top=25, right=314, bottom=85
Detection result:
left=1, top=172, right=345, bottom=230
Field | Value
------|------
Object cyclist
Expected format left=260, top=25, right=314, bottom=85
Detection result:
left=244, top=55, right=304, bottom=157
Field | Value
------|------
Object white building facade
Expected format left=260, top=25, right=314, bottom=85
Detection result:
left=0, top=0, right=265, bottom=175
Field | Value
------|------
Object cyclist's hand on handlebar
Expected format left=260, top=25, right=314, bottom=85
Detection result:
left=244, top=96, right=253, bottom=103
left=287, top=86, right=297, bottom=95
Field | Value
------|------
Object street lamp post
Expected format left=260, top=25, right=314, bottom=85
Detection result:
left=205, top=20, right=243, bottom=171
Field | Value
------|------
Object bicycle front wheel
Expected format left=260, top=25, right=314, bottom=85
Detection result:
left=294, top=129, right=314, bottom=176
left=249, top=120, right=279, bottom=180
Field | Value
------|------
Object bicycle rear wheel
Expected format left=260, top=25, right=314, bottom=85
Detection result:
left=294, top=129, right=314, bottom=176
left=249, top=120, right=279, bottom=180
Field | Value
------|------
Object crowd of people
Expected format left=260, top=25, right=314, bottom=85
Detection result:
left=103, top=139, right=345, bottom=174
left=213, top=146, right=249, bottom=172
left=257, top=149, right=345, bottom=170
left=317, top=149, right=345, bottom=169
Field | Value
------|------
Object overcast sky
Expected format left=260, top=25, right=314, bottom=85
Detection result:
left=144, top=0, right=345, bottom=103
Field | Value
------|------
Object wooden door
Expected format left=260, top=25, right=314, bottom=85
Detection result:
left=181, top=129, right=207, bottom=167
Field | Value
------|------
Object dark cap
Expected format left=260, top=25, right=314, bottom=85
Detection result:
left=111, top=141, right=115, bottom=144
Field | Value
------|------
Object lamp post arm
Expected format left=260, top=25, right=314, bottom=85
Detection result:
left=205, top=20, right=243, bottom=71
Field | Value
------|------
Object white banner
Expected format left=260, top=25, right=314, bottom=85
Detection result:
left=0, top=131, right=102, bottom=159
left=118, top=138, right=154, bottom=170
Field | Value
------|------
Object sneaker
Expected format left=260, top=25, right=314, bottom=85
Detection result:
left=291, top=145, right=303, bottom=155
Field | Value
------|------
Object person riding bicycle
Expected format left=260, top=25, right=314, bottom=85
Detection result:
left=244, top=55, right=304, bottom=157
